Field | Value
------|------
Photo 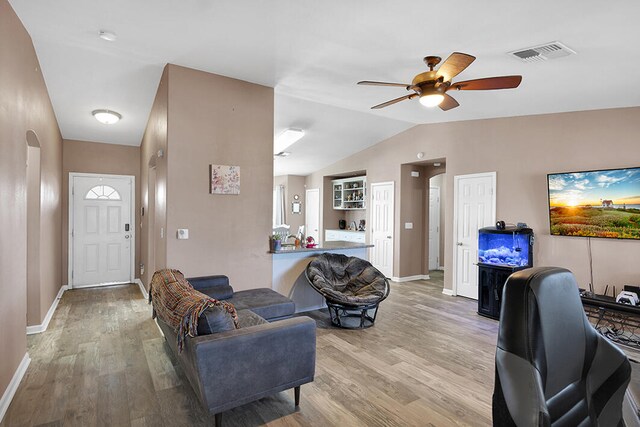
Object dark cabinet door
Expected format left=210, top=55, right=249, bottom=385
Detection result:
left=478, top=265, right=518, bottom=320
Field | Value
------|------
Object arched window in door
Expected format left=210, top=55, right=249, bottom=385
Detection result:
left=85, top=185, right=121, bottom=200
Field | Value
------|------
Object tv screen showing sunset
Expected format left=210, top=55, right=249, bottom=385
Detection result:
left=548, top=167, right=640, bottom=240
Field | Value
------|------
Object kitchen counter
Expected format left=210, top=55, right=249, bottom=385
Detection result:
left=271, top=240, right=372, bottom=254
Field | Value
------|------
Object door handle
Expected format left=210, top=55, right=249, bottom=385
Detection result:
left=386, top=236, right=392, bottom=239
left=457, top=242, right=463, bottom=246
left=125, top=235, right=130, bottom=239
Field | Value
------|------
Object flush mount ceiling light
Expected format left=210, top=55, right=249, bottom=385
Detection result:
left=98, top=30, right=117, bottom=41
left=92, top=109, right=122, bottom=124
left=274, top=128, right=304, bottom=154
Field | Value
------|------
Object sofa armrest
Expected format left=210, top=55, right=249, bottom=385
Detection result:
left=190, top=316, right=316, bottom=414
left=187, top=275, right=234, bottom=300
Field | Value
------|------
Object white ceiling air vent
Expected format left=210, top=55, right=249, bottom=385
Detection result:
left=509, top=41, right=576, bottom=63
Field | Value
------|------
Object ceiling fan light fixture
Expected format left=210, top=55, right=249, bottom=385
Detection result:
left=419, top=93, right=445, bottom=108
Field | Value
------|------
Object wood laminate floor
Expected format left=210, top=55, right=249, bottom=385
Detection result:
left=2, top=272, right=501, bottom=427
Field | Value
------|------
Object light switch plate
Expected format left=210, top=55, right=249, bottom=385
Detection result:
left=405, top=222, right=413, bottom=229
left=411, top=171, right=420, bottom=177
left=177, top=229, right=189, bottom=239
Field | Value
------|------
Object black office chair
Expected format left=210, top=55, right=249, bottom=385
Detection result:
left=493, top=267, right=631, bottom=426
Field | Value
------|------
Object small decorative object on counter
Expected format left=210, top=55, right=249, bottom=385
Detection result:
left=270, top=234, right=283, bottom=251
left=306, top=236, right=317, bottom=248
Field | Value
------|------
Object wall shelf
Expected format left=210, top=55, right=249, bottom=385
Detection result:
left=332, top=176, right=366, bottom=210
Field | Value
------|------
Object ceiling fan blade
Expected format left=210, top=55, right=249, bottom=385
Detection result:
left=436, top=52, right=476, bottom=82
left=358, top=80, right=410, bottom=88
left=449, top=75, right=522, bottom=91
left=439, top=93, right=459, bottom=111
left=371, top=93, right=417, bottom=109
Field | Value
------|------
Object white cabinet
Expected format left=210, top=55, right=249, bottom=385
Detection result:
left=325, top=230, right=366, bottom=243
left=332, top=176, right=366, bottom=210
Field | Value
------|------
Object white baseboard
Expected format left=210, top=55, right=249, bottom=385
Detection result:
left=390, top=274, right=430, bottom=283
left=442, top=288, right=454, bottom=296
left=26, top=285, right=67, bottom=335
left=134, top=279, right=148, bottom=299
left=0, top=353, right=30, bottom=423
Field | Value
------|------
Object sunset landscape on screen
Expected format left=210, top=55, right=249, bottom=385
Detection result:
left=548, top=167, right=640, bottom=240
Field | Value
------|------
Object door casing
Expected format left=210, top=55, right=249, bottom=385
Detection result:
left=68, top=172, right=136, bottom=288
left=451, top=172, right=496, bottom=297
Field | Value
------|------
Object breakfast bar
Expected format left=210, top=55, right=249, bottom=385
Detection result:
left=271, top=241, right=373, bottom=312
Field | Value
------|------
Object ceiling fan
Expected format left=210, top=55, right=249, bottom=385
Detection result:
left=358, top=52, right=522, bottom=111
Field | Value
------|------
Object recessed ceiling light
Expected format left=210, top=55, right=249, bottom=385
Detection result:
left=98, top=30, right=117, bottom=42
left=274, top=129, right=304, bottom=154
left=92, top=109, right=122, bottom=124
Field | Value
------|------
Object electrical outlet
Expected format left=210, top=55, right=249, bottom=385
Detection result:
left=405, top=222, right=413, bottom=229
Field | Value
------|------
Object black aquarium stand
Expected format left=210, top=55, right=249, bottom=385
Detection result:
left=478, top=264, right=529, bottom=320
left=476, top=225, right=534, bottom=320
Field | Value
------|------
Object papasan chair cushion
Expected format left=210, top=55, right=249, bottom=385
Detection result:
left=305, top=253, right=389, bottom=306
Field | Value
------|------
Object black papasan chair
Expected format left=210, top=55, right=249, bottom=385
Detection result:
left=305, top=253, right=390, bottom=329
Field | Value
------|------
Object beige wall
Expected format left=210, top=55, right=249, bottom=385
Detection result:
left=140, top=67, right=169, bottom=287
left=140, top=65, right=274, bottom=291
left=0, top=0, right=62, bottom=398
left=399, top=164, right=427, bottom=277
left=62, top=139, right=141, bottom=285
left=307, top=107, right=640, bottom=292
left=429, top=172, right=446, bottom=267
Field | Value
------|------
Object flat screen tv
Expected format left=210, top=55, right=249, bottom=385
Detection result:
left=547, top=166, right=640, bottom=240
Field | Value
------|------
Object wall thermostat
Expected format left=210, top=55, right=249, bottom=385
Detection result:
left=177, top=229, right=189, bottom=240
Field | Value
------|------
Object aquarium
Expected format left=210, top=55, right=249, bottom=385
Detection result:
left=478, top=227, right=533, bottom=268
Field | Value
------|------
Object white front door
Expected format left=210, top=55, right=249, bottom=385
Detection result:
left=305, top=189, right=320, bottom=242
left=370, top=182, right=394, bottom=278
left=454, top=172, right=496, bottom=299
left=71, top=174, right=134, bottom=287
left=429, top=186, right=440, bottom=270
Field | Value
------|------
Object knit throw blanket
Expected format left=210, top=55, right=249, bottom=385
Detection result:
left=149, top=269, right=238, bottom=352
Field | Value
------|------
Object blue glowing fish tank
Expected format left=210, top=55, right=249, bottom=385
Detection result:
left=478, top=226, right=534, bottom=268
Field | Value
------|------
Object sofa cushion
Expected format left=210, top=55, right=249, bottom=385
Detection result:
left=187, top=275, right=234, bottom=300
left=236, top=309, right=269, bottom=328
left=197, top=304, right=237, bottom=335
left=230, top=288, right=295, bottom=321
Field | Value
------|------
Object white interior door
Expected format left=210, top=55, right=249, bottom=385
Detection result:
left=71, top=174, right=133, bottom=287
left=305, top=188, right=320, bottom=242
left=454, top=173, right=495, bottom=299
left=370, top=182, right=394, bottom=277
left=429, top=186, right=440, bottom=270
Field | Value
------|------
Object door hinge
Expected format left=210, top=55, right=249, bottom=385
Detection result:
left=71, top=229, right=74, bottom=237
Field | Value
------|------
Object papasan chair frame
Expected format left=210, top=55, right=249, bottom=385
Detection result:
left=305, top=253, right=390, bottom=329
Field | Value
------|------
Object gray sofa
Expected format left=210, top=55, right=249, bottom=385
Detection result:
left=156, top=275, right=316, bottom=426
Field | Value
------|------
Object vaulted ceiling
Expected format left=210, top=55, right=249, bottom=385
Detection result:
left=10, top=0, right=640, bottom=175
